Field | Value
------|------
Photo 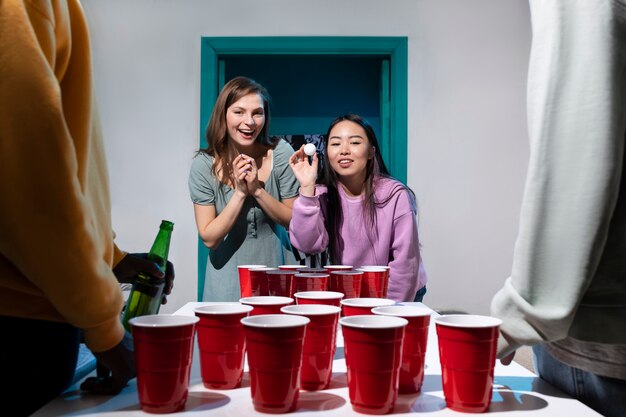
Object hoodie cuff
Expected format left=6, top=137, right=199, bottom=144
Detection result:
left=497, top=329, right=522, bottom=359
left=82, top=315, right=126, bottom=353
left=112, top=244, right=128, bottom=268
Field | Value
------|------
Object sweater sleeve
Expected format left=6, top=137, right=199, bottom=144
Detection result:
left=188, top=154, right=216, bottom=205
left=289, top=187, right=329, bottom=254
left=112, top=242, right=128, bottom=267
left=490, top=0, right=625, bottom=357
left=386, top=190, right=420, bottom=302
left=0, top=0, right=124, bottom=352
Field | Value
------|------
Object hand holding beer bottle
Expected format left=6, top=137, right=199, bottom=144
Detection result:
left=121, top=220, right=175, bottom=331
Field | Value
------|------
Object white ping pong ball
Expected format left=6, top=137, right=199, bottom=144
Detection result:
left=304, top=143, right=316, bottom=156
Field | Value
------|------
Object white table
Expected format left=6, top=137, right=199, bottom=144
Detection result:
left=36, top=302, right=601, bottom=416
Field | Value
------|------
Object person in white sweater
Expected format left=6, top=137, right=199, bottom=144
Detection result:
left=490, top=1, right=626, bottom=416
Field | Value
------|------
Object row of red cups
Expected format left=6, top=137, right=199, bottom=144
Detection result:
left=194, top=300, right=431, bottom=414
left=129, top=299, right=501, bottom=415
left=238, top=264, right=389, bottom=299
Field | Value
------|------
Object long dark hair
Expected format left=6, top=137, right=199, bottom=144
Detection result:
left=199, top=76, right=276, bottom=185
left=321, top=113, right=416, bottom=263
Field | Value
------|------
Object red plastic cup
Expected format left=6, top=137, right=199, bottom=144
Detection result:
left=294, top=272, right=329, bottom=293
left=281, top=304, right=341, bottom=391
left=242, top=314, right=310, bottom=413
left=194, top=304, right=254, bottom=389
left=435, top=315, right=502, bottom=413
left=340, top=315, right=408, bottom=414
left=357, top=266, right=389, bottom=298
left=294, top=291, right=344, bottom=307
left=278, top=264, right=304, bottom=271
left=324, top=264, right=353, bottom=272
left=329, top=270, right=363, bottom=299
left=372, top=305, right=431, bottom=394
left=239, top=296, right=294, bottom=316
left=238, top=265, right=266, bottom=298
left=360, top=265, right=390, bottom=297
left=266, top=270, right=297, bottom=297
left=249, top=267, right=277, bottom=297
left=130, top=315, right=199, bottom=414
left=340, top=297, right=395, bottom=317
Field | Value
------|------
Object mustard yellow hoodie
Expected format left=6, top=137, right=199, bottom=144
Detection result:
left=0, top=0, right=125, bottom=352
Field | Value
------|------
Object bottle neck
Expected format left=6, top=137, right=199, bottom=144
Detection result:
left=148, top=230, right=172, bottom=269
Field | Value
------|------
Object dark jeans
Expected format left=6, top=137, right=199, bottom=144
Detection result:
left=0, top=315, right=80, bottom=416
left=533, top=344, right=626, bottom=417
left=413, top=286, right=427, bottom=302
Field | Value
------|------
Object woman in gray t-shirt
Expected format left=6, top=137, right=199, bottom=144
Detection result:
left=188, top=77, right=299, bottom=301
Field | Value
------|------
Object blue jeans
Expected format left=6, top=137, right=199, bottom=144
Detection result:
left=533, top=344, right=626, bottom=417
left=413, top=286, right=427, bottom=302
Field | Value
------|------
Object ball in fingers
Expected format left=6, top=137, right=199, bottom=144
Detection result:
left=304, top=143, right=316, bottom=156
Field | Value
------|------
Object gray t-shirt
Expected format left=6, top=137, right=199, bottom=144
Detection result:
left=188, top=139, right=299, bottom=301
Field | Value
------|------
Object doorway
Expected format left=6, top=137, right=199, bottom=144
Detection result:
left=200, top=36, right=408, bottom=179
left=197, top=36, right=408, bottom=299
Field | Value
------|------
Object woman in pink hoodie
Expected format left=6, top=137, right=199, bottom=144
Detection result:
left=288, top=114, right=427, bottom=302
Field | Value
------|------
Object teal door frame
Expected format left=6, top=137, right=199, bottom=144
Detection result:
left=197, top=36, right=408, bottom=300
left=200, top=36, right=408, bottom=180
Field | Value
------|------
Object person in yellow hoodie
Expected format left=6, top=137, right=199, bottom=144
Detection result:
left=0, top=1, right=173, bottom=414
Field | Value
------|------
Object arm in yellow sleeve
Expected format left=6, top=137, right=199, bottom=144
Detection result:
left=0, top=0, right=124, bottom=352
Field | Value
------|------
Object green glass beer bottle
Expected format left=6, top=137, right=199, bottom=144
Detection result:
left=121, top=220, right=174, bottom=331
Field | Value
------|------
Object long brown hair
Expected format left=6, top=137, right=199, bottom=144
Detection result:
left=321, top=114, right=416, bottom=263
left=199, top=76, right=276, bottom=185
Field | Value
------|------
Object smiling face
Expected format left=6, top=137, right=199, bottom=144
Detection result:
left=326, top=120, right=374, bottom=190
left=226, top=93, right=266, bottom=151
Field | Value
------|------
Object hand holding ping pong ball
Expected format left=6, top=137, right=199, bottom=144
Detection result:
left=304, top=143, right=316, bottom=156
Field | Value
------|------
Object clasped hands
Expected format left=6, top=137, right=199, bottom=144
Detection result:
left=233, top=153, right=263, bottom=196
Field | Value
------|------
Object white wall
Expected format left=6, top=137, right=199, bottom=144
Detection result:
left=82, top=0, right=531, bottom=315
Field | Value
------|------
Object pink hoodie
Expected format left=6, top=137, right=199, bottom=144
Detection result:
left=289, top=177, right=427, bottom=302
